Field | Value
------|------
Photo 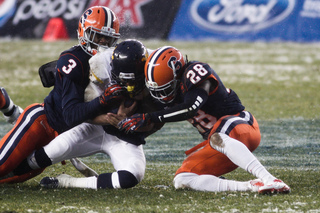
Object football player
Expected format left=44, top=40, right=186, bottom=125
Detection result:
left=118, top=46, right=291, bottom=194
left=0, top=6, right=123, bottom=183
left=7, top=39, right=162, bottom=190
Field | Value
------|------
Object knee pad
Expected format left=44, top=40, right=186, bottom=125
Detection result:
left=34, top=148, right=52, bottom=168
left=209, top=133, right=224, bottom=148
left=97, top=170, right=139, bottom=189
left=118, top=170, right=139, bottom=189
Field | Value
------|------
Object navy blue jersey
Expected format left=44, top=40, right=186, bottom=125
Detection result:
left=148, top=61, right=244, bottom=139
left=179, top=61, right=245, bottom=138
left=181, top=61, right=244, bottom=118
left=44, top=45, right=102, bottom=133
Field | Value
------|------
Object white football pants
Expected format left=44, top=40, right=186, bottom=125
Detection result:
left=43, top=123, right=146, bottom=183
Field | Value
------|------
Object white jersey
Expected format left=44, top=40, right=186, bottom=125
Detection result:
left=85, top=48, right=113, bottom=102
left=84, top=48, right=154, bottom=102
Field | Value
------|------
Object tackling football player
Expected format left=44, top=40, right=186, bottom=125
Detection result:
left=118, top=46, right=291, bottom=194
left=37, top=39, right=163, bottom=189
left=0, top=6, right=123, bottom=183
left=1, top=39, right=163, bottom=190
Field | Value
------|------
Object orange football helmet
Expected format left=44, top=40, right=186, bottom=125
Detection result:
left=77, top=6, right=120, bottom=55
left=145, top=46, right=185, bottom=104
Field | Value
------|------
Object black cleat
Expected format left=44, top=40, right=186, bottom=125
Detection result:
left=40, top=177, right=59, bottom=188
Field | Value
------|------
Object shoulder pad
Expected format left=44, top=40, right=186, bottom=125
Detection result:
left=182, top=62, right=212, bottom=90
left=57, top=48, right=90, bottom=83
left=89, top=49, right=113, bottom=85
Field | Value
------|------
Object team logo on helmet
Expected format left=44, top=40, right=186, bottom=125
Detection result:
left=80, top=9, right=93, bottom=26
left=167, top=56, right=183, bottom=74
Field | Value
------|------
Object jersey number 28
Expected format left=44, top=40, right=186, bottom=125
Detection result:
left=186, top=64, right=208, bottom=84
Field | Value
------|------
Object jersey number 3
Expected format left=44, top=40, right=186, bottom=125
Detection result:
left=62, top=59, right=77, bottom=74
left=186, top=64, right=208, bottom=84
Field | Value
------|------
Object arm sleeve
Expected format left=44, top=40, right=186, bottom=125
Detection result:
left=148, top=87, right=208, bottom=123
left=61, top=76, right=103, bottom=127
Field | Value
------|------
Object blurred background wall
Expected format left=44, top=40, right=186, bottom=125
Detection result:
left=0, top=0, right=319, bottom=42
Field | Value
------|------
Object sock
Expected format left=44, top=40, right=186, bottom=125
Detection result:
left=174, top=173, right=251, bottom=192
left=58, top=175, right=97, bottom=189
left=33, top=148, right=52, bottom=168
left=246, top=159, right=276, bottom=183
left=213, top=133, right=276, bottom=183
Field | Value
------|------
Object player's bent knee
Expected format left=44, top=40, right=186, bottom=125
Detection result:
left=173, top=172, right=198, bottom=189
left=173, top=174, right=184, bottom=189
left=118, top=170, right=139, bottom=189
left=209, top=132, right=224, bottom=148
left=126, top=158, right=146, bottom=183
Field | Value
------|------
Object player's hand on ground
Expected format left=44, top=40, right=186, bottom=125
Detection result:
left=118, top=113, right=151, bottom=133
left=99, top=82, right=125, bottom=106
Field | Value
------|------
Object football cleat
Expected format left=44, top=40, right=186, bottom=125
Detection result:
left=258, top=179, right=291, bottom=194
left=5, top=105, right=23, bottom=124
left=0, top=87, right=23, bottom=124
left=40, top=174, right=75, bottom=188
left=40, top=177, right=59, bottom=188
left=248, top=179, right=264, bottom=192
left=0, top=87, right=10, bottom=109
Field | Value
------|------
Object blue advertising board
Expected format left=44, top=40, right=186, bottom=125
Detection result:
left=168, top=0, right=320, bottom=42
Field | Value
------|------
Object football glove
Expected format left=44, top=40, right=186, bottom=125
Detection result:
left=99, top=83, right=125, bottom=106
left=118, top=113, right=151, bottom=133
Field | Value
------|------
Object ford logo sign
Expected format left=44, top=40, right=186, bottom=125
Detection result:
left=190, top=0, right=295, bottom=33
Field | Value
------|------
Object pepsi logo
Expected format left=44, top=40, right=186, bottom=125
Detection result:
left=190, top=0, right=295, bottom=33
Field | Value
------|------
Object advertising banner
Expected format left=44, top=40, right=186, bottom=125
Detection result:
left=1, top=0, right=319, bottom=42
left=0, top=0, right=88, bottom=38
left=0, top=0, right=181, bottom=40
left=168, top=0, right=320, bottom=42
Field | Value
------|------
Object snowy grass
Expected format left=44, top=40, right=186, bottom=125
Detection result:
left=0, top=40, right=320, bottom=212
